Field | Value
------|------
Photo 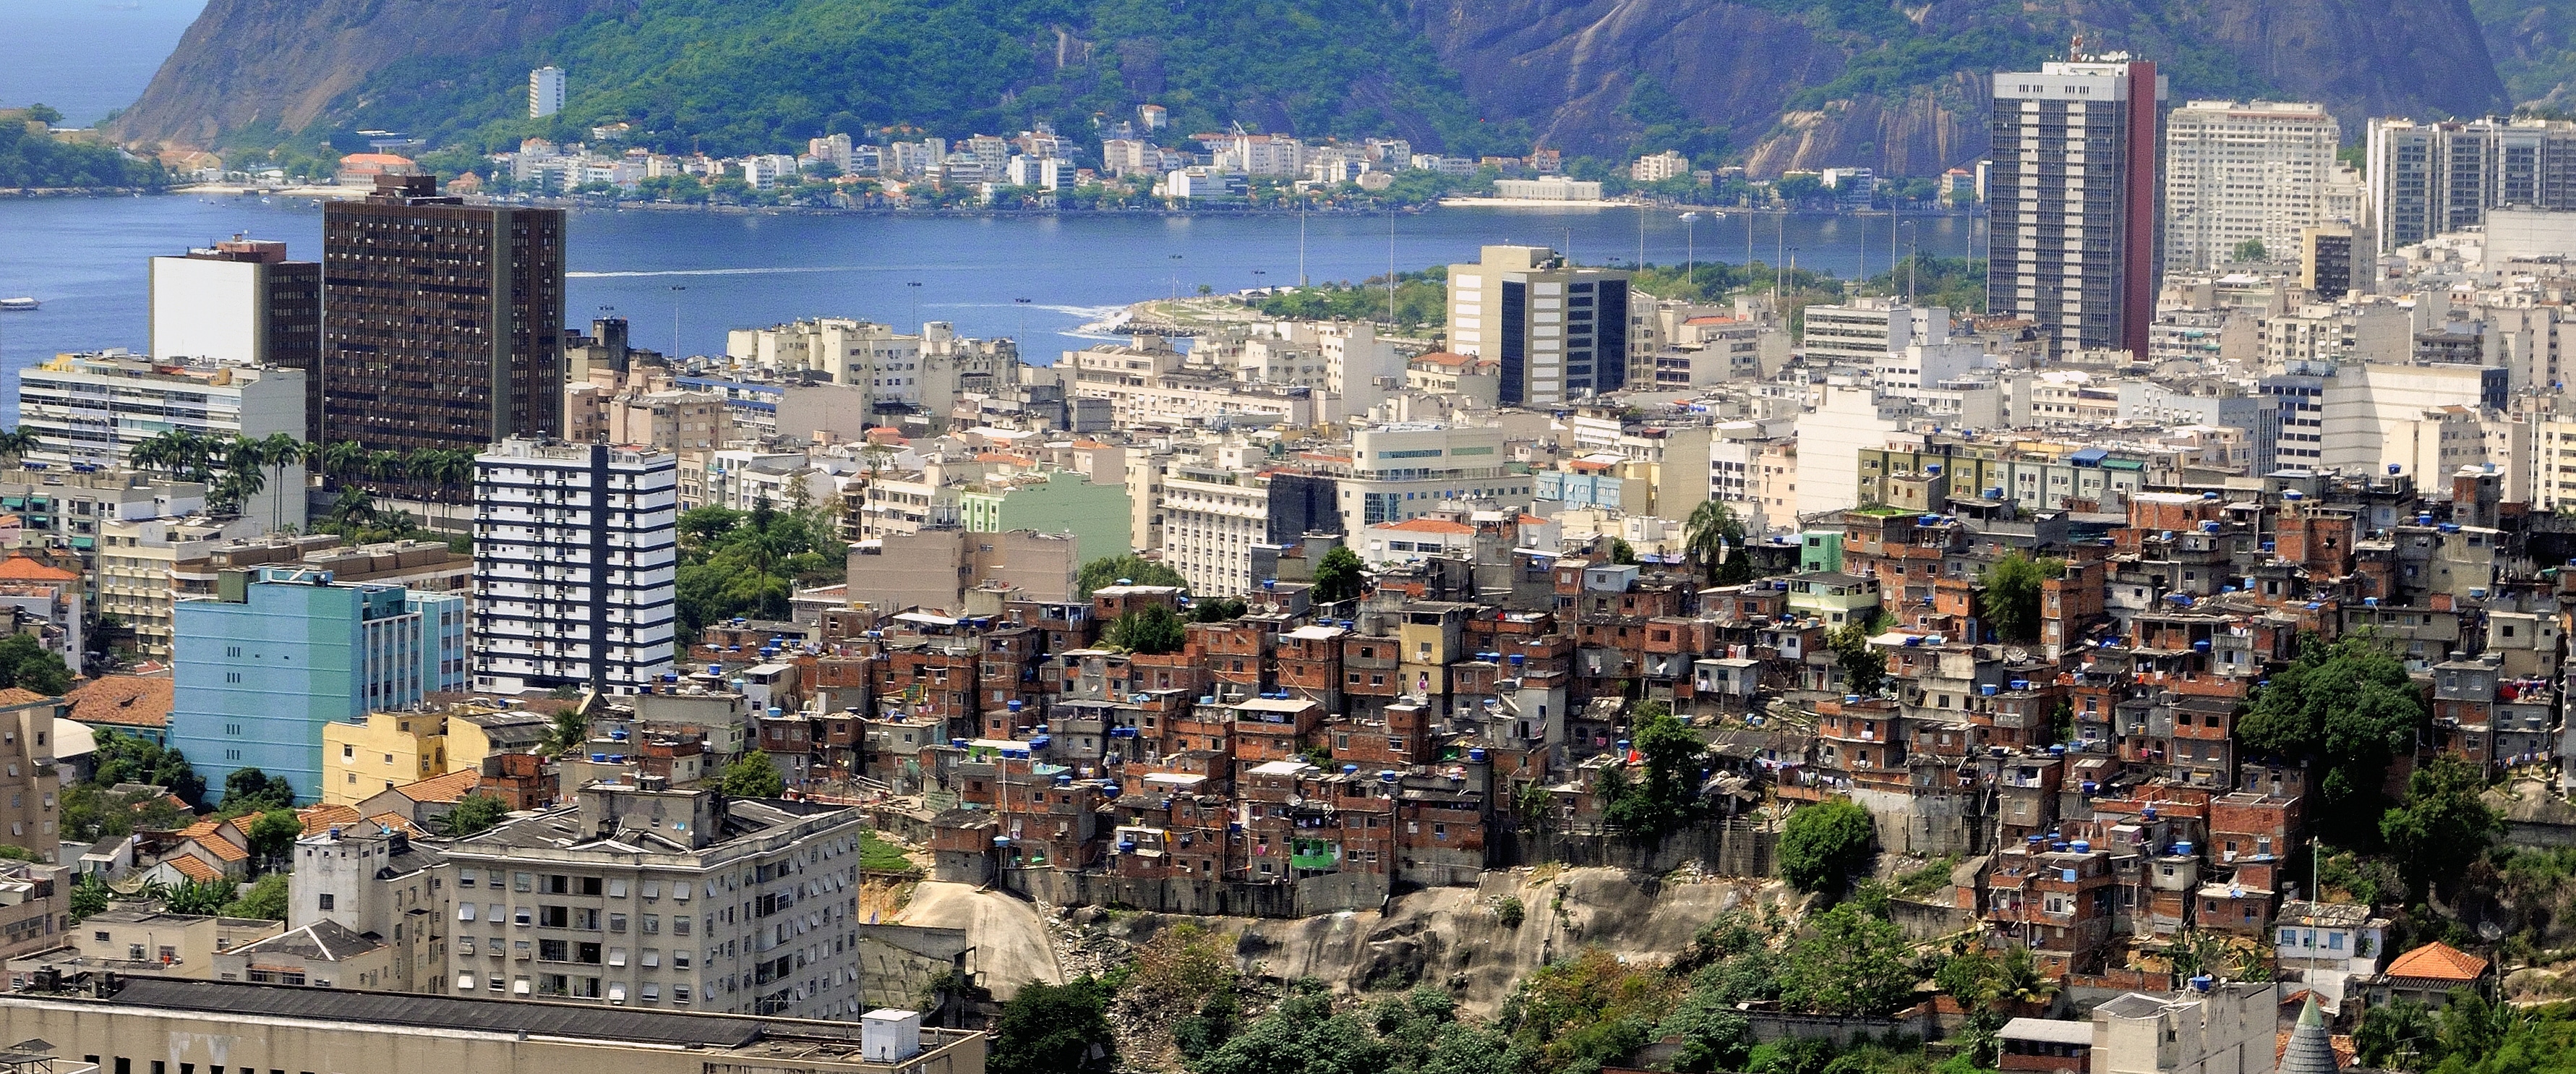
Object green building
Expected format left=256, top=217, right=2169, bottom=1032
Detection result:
left=957, top=471, right=1134, bottom=563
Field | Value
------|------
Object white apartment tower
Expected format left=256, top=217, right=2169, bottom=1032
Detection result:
left=530, top=67, right=567, bottom=119
left=2162, top=101, right=2340, bottom=271
left=1445, top=245, right=1633, bottom=406
left=473, top=438, right=677, bottom=695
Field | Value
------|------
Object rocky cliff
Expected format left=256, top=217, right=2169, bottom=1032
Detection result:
left=116, top=0, right=2512, bottom=176
left=109, top=0, right=623, bottom=149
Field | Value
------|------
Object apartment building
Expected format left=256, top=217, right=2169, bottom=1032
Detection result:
left=1160, top=460, right=1273, bottom=597
left=96, top=515, right=264, bottom=660
left=2368, top=116, right=2576, bottom=252
left=17, top=350, right=308, bottom=526
left=440, top=782, right=874, bottom=1020
left=2162, top=101, right=2340, bottom=271
left=0, top=691, right=64, bottom=862
left=472, top=439, right=679, bottom=696
left=1988, top=58, right=2168, bottom=355
left=1801, top=299, right=1950, bottom=365
left=147, top=237, right=323, bottom=440
left=1445, top=245, right=1634, bottom=405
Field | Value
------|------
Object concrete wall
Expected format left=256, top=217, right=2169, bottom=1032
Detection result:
left=855, top=923, right=971, bottom=1013
left=1496, top=817, right=1778, bottom=878
left=1003, top=865, right=1387, bottom=917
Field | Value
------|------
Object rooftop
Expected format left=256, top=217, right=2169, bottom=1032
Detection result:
left=64, top=676, right=171, bottom=729
left=2384, top=941, right=2489, bottom=982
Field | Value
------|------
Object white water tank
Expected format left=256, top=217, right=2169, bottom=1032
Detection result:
left=862, top=1008, right=924, bottom=1062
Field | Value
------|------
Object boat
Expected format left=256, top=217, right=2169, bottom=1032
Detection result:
left=0, top=298, right=37, bottom=312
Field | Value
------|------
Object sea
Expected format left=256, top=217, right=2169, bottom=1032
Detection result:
left=0, top=0, right=1983, bottom=422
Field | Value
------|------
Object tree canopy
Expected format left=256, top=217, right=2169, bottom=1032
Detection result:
left=722, top=749, right=788, bottom=798
left=2234, top=634, right=2429, bottom=843
left=1077, top=554, right=1186, bottom=598
left=988, top=976, right=1117, bottom=1074
left=221, top=768, right=296, bottom=813
left=2379, top=754, right=2501, bottom=902
left=1105, top=603, right=1188, bottom=655
left=676, top=500, right=844, bottom=634
left=1684, top=500, right=1754, bottom=586
left=1776, top=905, right=1915, bottom=1017
left=1598, top=702, right=1706, bottom=846
left=1779, top=798, right=1875, bottom=894
left=1312, top=546, right=1366, bottom=603
left=1977, top=552, right=2062, bottom=644
left=438, top=793, right=512, bottom=838
left=0, top=634, right=72, bottom=696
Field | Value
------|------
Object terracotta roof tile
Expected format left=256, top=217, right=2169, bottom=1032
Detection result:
left=2386, top=941, right=2489, bottom=981
left=0, top=556, right=77, bottom=582
left=188, top=837, right=248, bottom=863
left=295, top=804, right=361, bottom=831
left=1375, top=517, right=1476, bottom=535
left=0, top=688, right=56, bottom=707
left=163, top=855, right=224, bottom=883
left=393, top=768, right=482, bottom=804
left=65, top=676, right=172, bottom=728
left=367, top=812, right=426, bottom=837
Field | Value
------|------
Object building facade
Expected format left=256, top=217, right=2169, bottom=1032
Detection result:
left=472, top=439, right=679, bottom=696
left=168, top=567, right=467, bottom=805
left=1988, top=58, right=2168, bottom=356
left=2367, top=116, right=2576, bottom=252
left=1445, top=245, right=1633, bottom=406
left=147, top=237, right=323, bottom=439
left=2162, top=101, right=2340, bottom=272
left=321, top=174, right=565, bottom=456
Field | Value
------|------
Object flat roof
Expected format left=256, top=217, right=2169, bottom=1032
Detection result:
left=2001, top=1017, right=2092, bottom=1045
left=77, top=976, right=844, bottom=1048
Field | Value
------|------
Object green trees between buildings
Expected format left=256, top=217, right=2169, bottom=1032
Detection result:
left=1779, top=798, right=1875, bottom=894
left=987, top=977, right=1118, bottom=1074
left=1685, top=501, right=1754, bottom=586
left=162, top=879, right=235, bottom=916
left=2233, top=634, right=2429, bottom=844
left=437, top=793, right=511, bottom=838
left=1077, top=554, right=1187, bottom=598
left=722, top=749, right=787, bottom=798
left=1104, top=603, right=1187, bottom=655
left=0, top=634, right=71, bottom=696
left=220, top=768, right=296, bottom=813
left=1596, top=702, right=1706, bottom=846
left=222, top=874, right=290, bottom=921
left=1312, top=546, right=1366, bottom=603
left=0, top=113, right=166, bottom=189
left=675, top=500, right=844, bottom=633
left=2378, top=754, right=2502, bottom=903
left=1976, top=552, right=2063, bottom=644
left=1828, top=613, right=1888, bottom=696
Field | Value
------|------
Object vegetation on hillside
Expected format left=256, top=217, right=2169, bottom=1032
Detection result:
left=676, top=499, right=845, bottom=633
left=344, top=0, right=1521, bottom=159
left=0, top=108, right=166, bottom=189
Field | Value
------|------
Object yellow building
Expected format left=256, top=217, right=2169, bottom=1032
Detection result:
left=321, top=712, right=447, bottom=806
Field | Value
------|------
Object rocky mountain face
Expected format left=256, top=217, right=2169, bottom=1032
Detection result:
left=116, top=0, right=2511, bottom=177
left=1410, top=0, right=2509, bottom=175
left=108, top=0, right=624, bottom=150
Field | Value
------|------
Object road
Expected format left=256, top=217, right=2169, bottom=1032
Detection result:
left=895, top=881, right=1064, bottom=1000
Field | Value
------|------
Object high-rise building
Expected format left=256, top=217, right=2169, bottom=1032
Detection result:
left=17, top=350, right=309, bottom=530
left=147, top=237, right=322, bottom=438
left=1987, top=56, right=2168, bottom=356
left=2366, top=116, right=2576, bottom=252
left=2162, top=101, right=2340, bottom=271
left=1445, top=245, right=1633, bottom=406
left=168, top=566, right=468, bottom=805
left=530, top=66, right=566, bottom=119
left=471, top=439, right=677, bottom=696
left=2300, top=223, right=2358, bottom=298
left=321, top=174, right=565, bottom=456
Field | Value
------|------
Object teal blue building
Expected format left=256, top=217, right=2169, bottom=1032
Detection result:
left=168, top=566, right=467, bottom=805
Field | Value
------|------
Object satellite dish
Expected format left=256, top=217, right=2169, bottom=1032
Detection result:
left=2003, top=647, right=2031, bottom=664
left=2478, top=921, right=2505, bottom=942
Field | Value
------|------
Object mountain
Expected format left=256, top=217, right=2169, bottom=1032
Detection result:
left=112, top=0, right=2513, bottom=176
left=2473, top=0, right=2576, bottom=109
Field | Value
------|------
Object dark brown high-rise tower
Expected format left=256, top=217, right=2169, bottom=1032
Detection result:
left=322, top=174, right=565, bottom=454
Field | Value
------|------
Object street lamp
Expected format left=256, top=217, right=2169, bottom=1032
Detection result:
left=1899, top=220, right=1920, bottom=304
left=905, top=281, right=923, bottom=328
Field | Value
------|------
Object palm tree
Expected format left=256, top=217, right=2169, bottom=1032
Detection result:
left=1685, top=500, right=1753, bottom=585
left=328, top=486, right=378, bottom=532
left=407, top=448, right=476, bottom=532
left=0, top=428, right=40, bottom=468
left=321, top=440, right=367, bottom=485
left=364, top=450, right=407, bottom=490
left=257, top=432, right=304, bottom=531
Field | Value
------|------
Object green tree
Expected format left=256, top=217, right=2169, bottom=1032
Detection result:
left=1312, top=545, right=1366, bottom=603
left=988, top=976, right=1116, bottom=1074
left=69, top=874, right=109, bottom=922
left=1075, top=554, right=1186, bottom=598
left=437, top=793, right=511, bottom=838
left=1776, top=903, right=1914, bottom=1016
left=245, top=809, right=303, bottom=872
left=221, top=767, right=296, bottom=812
left=1977, top=552, right=2061, bottom=644
left=1685, top=500, right=1754, bottom=585
left=163, top=879, right=236, bottom=916
left=1779, top=798, right=1875, bottom=894
left=86, top=729, right=207, bottom=809
left=2355, top=996, right=2438, bottom=1069
left=0, top=633, right=72, bottom=696
left=722, top=749, right=787, bottom=798
left=1188, top=597, right=1249, bottom=623
left=1660, top=989, right=1754, bottom=1073
left=1828, top=615, right=1887, bottom=696
left=1607, top=537, right=1639, bottom=566
left=221, top=872, right=290, bottom=921
left=1598, top=702, right=1706, bottom=846
left=1103, top=603, right=1187, bottom=655
left=2232, top=237, right=2269, bottom=263
left=2235, top=634, right=2429, bottom=844
left=1196, top=981, right=1390, bottom=1074
left=2379, top=754, right=2501, bottom=902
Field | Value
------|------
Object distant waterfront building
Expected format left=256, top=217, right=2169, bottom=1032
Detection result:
left=2162, top=100, right=2340, bottom=271
left=147, top=237, right=322, bottom=438
left=1445, top=245, right=1633, bottom=406
left=1988, top=56, right=2168, bottom=356
left=1631, top=150, right=1690, bottom=183
left=471, top=439, right=677, bottom=696
left=1492, top=176, right=1602, bottom=201
left=529, top=66, right=566, bottom=119
left=320, top=174, right=565, bottom=456
left=169, top=566, right=467, bottom=805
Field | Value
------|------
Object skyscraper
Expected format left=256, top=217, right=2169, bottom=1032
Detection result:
left=1987, top=55, right=2167, bottom=357
left=471, top=438, right=677, bottom=696
left=321, top=174, right=565, bottom=454
left=169, top=566, right=467, bottom=805
left=2366, top=116, right=2576, bottom=252
left=529, top=66, right=566, bottom=119
left=1444, top=245, right=1632, bottom=406
left=2161, top=101, right=2340, bottom=272
left=148, top=237, right=322, bottom=440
